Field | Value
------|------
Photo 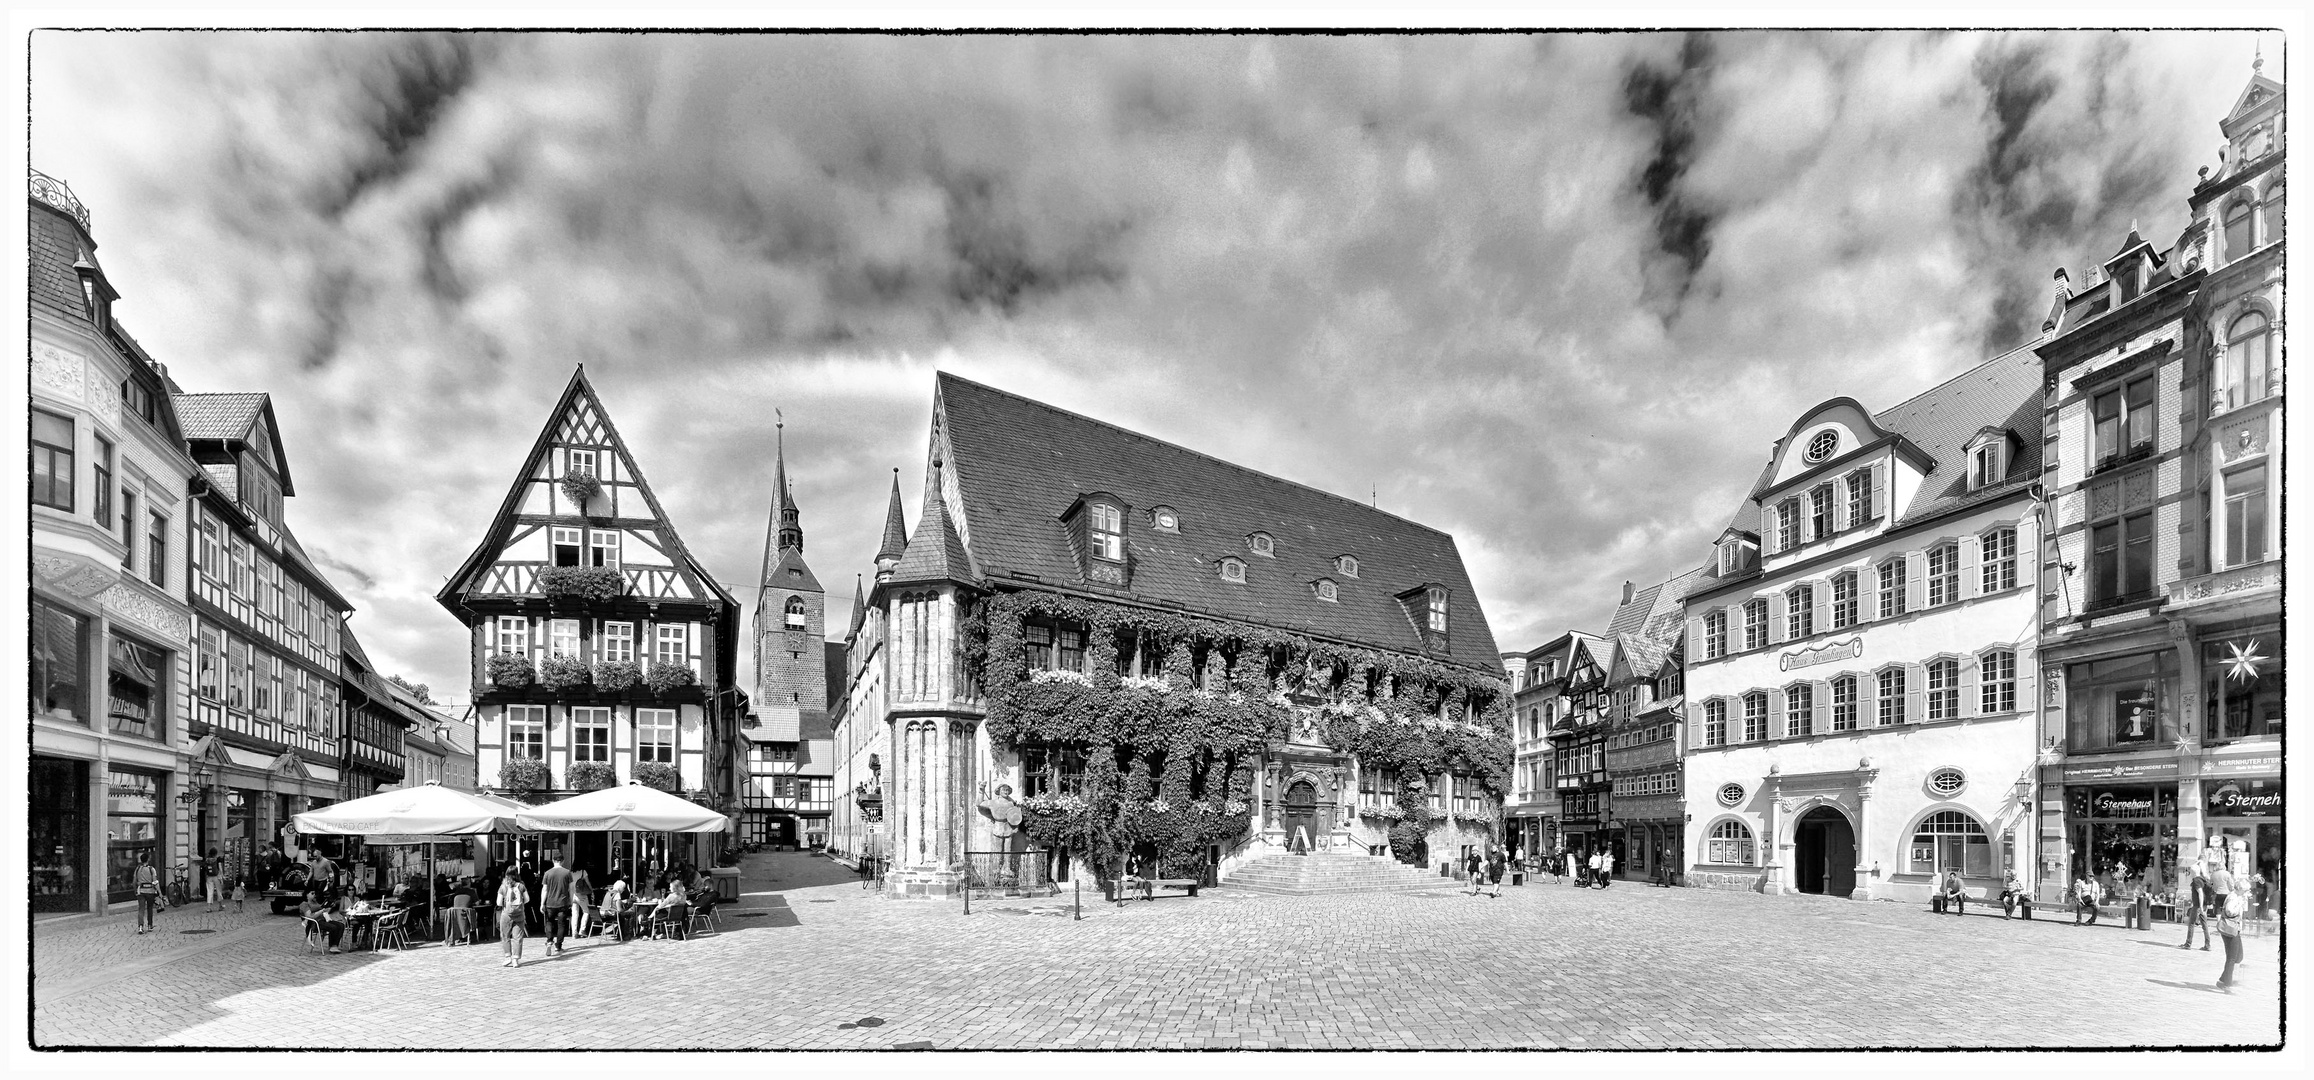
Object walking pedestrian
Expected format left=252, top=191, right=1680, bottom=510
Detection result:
left=201, top=847, right=224, bottom=911
left=232, top=877, right=247, bottom=913
left=519, top=860, right=542, bottom=935
left=496, top=869, right=530, bottom=968
left=1485, top=848, right=1505, bottom=898
left=132, top=853, right=161, bottom=934
left=539, top=856, right=573, bottom=955
left=1463, top=850, right=1483, bottom=895
left=2178, top=856, right=2211, bottom=950
left=1547, top=848, right=1563, bottom=884
left=1598, top=848, right=1617, bottom=889
left=2213, top=840, right=2247, bottom=992
left=570, top=864, right=595, bottom=938
left=1586, top=850, right=1604, bottom=888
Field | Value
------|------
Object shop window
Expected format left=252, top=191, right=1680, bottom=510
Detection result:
left=106, top=769, right=164, bottom=904
left=2203, top=635, right=2280, bottom=741
left=2066, top=786, right=2179, bottom=898
left=2064, top=650, right=2177, bottom=752
left=1707, top=819, right=1755, bottom=866
left=108, top=635, right=166, bottom=740
left=32, top=597, right=89, bottom=724
left=1907, top=810, right=1992, bottom=877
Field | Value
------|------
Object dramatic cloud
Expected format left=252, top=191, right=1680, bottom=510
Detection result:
left=30, top=31, right=2262, bottom=697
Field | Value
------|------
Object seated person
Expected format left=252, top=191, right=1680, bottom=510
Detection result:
left=299, top=890, right=347, bottom=953
left=651, top=882, right=690, bottom=936
left=1998, top=872, right=2027, bottom=918
left=1939, top=870, right=1967, bottom=914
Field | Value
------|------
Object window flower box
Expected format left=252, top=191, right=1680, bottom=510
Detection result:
left=536, top=565, right=623, bottom=602
left=487, top=653, right=535, bottom=690
left=646, top=662, right=697, bottom=696
left=498, top=757, right=551, bottom=794
left=567, top=761, right=615, bottom=791
left=538, top=653, right=591, bottom=691
left=633, top=761, right=681, bottom=793
left=559, top=469, right=603, bottom=511
left=595, top=659, right=643, bottom=693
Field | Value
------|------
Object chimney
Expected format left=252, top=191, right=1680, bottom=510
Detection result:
left=2052, top=267, right=2070, bottom=301
left=1621, top=580, right=1636, bottom=605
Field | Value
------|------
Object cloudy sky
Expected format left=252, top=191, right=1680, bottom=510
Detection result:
left=31, top=30, right=2271, bottom=700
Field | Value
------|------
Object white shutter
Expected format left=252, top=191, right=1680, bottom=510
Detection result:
left=1873, top=463, right=1891, bottom=522
left=1905, top=662, right=1927, bottom=725
left=1767, top=691, right=1785, bottom=741
left=1906, top=552, right=1927, bottom=614
left=1767, top=592, right=1787, bottom=645
left=1959, top=654, right=1982, bottom=718
left=1959, top=535, right=1983, bottom=601
left=1811, top=678, right=1831, bottom=736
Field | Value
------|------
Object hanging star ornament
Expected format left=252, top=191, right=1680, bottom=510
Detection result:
left=2222, top=640, right=2268, bottom=683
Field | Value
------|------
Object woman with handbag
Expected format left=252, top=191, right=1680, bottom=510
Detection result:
left=496, top=871, right=530, bottom=968
left=2213, top=839, right=2248, bottom=992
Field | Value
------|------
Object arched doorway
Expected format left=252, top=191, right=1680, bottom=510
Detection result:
left=1794, top=806, right=1856, bottom=896
left=1281, top=780, right=1319, bottom=854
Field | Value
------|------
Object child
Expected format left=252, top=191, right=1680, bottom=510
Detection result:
left=232, top=877, right=247, bottom=913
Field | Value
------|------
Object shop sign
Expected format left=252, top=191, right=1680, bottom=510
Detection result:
left=1780, top=637, right=1863, bottom=672
left=2203, top=778, right=2282, bottom=818
left=2068, top=785, right=2176, bottom=819
left=2091, top=790, right=2159, bottom=817
left=2060, top=758, right=2178, bottom=783
left=2200, top=751, right=2281, bottom=778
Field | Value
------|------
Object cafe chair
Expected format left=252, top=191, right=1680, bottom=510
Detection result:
left=301, top=915, right=328, bottom=954
left=373, top=909, right=412, bottom=952
left=651, top=905, right=688, bottom=941
left=687, top=898, right=720, bottom=938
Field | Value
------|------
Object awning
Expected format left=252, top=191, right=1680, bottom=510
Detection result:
left=515, top=781, right=729, bottom=833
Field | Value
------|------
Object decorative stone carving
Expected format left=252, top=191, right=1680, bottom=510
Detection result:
left=2043, top=666, right=2064, bottom=707
left=2121, top=471, right=2154, bottom=512
left=32, top=342, right=86, bottom=402
left=86, top=374, right=121, bottom=427
left=2219, top=421, right=2268, bottom=463
left=33, top=553, right=120, bottom=599
left=2088, top=481, right=2119, bottom=520
left=99, top=582, right=192, bottom=643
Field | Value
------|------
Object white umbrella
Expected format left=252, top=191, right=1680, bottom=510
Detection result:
left=515, top=780, right=730, bottom=833
left=294, top=782, right=520, bottom=941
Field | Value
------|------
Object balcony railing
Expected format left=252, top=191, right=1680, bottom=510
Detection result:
left=30, top=170, right=89, bottom=231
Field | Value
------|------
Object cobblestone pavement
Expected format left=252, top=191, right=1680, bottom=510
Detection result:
left=31, top=854, right=2282, bottom=1050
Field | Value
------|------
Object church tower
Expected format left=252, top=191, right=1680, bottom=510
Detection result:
left=751, top=420, right=826, bottom=745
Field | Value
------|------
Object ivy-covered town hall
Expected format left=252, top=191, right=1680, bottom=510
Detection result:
left=822, top=373, right=1511, bottom=898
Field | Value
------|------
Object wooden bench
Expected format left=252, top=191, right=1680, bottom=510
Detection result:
left=1112, top=877, right=1200, bottom=901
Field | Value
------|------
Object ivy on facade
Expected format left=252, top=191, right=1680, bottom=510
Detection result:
left=975, top=590, right=1511, bottom=877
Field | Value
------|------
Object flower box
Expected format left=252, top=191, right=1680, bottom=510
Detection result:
left=633, top=762, right=682, bottom=793
left=559, top=470, right=603, bottom=511
left=486, top=653, right=535, bottom=690
left=499, top=757, right=551, bottom=793
left=595, top=659, right=643, bottom=692
left=536, top=565, right=624, bottom=602
left=538, top=653, right=592, bottom=691
left=567, top=761, right=616, bottom=791
left=646, top=662, right=698, bottom=696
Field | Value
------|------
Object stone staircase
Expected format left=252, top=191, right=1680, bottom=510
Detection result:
left=1221, top=852, right=1445, bottom=896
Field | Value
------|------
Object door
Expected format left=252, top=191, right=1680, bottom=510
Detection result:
left=1282, top=780, right=1319, bottom=853
left=1795, top=807, right=1857, bottom=896
left=573, top=831, right=608, bottom=880
left=31, top=757, right=88, bottom=912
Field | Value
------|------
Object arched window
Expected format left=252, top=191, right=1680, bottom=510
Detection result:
left=2224, top=311, right=2272, bottom=409
left=1909, top=810, right=1991, bottom=876
left=1707, top=819, right=1755, bottom=866
left=784, top=596, right=807, bottom=630
left=2224, top=199, right=2255, bottom=260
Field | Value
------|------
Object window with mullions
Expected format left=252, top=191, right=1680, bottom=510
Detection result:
left=572, top=707, right=610, bottom=763
left=197, top=627, right=222, bottom=701
left=1741, top=692, right=1767, bottom=743
left=1979, top=650, right=2016, bottom=714
left=601, top=622, right=634, bottom=664
left=549, top=619, right=581, bottom=658
left=1908, top=810, right=1992, bottom=877
left=1426, top=588, right=1448, bottom=633
left=1830, top=675, right=1858, bottom=731
left=1926, top=544, right=1959, bottom=607
left=654, top=624, right=689, bottom=672
left=1878, top=559, right=1907, bottom=619
left=1021, top=745, right=1089, bottom=796
left=1776, top=499, right=1800, bottom=552
left=31, top=409, right=75, bottom=511
left=93, top=435, right=113, bottom=528
left=1742, top=600, right=1767, bottom=651
left=1702, top=700, right=1726, bottom=747
left=2063, top=650, right=2176, bottom=751
left=2089, top=511, right=2154, bottom=607
left=1925, top=659, right=1959, bottom=720
left=1785, top=684, right=1813, bottom=737
left=2223, top=199, right=2254, bottom=261
left=568, top=448, right=597, bottom=477
left=1846, top=469, right=1874, bottom=525
left=783, top=596, right=807, bottom=629
left=2203, top=634, right=2280, bottom=740
left=590, top=531, right=620, bottom=570
left=2223, top=465, right=2268, bottom=567
left=1703, top=611, right=1727, bottom=659
left=495, top=616, right=529, bottom=660
left=1088, top=504, right=1124, bottom=562
left=551, top=527, right=583, bottom=568
left=2092, top=376, right=2155, bottom=468
left=1810, top=485, right=1833, bottom=539
left=505, top=705, right=546, bottom=760
left=1021, top=621, right=1088, bottom=673
left=1980, top=528, right=2016, bottom=593
left=1831, top=572, right=1857, bottom=629
left=1786, top=585, right=1813, bottom=639
left=1877, top=668, right=1906, bottom=726
left=1707, top=819, right=1755, bottom=866
left=636, top=708, right=676, bottom=763
left=2221, top=311, right=2273, bottom=410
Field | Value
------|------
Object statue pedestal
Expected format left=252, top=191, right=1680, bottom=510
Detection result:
left=885, top=866, right=963, bottom=901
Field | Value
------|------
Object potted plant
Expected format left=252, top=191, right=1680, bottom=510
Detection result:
left=559, top=469, right=603, bottom=511
left=595, top=659, right=643, bottom=693
left=646, top=661, right=698, bottom=696
left=567, top=761, right=615, bottom=791
left=486, top=652, right=534, bottom=690
left=535, top=565, right=624, bottom=602
left=538, top=653, right=592, bottom=691
left=634, top=762, right=682, bottom=793
left=498, top=757, right=552, bottom=794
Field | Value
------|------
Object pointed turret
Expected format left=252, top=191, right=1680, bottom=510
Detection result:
left=773, top=418, right=803, bottom=555
left=874, top=468, right=908, bottom=580
left=887, top=461, right=974, bottom=586
left=846, top=573, right=866, bottom=641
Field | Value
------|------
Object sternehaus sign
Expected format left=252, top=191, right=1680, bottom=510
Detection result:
left=1780, top=637, right=1862, bottom=671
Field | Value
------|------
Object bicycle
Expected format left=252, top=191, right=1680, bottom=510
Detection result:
left=167, top=862, right=194, bottom=908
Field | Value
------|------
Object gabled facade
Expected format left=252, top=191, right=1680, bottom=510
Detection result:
left=1682, top=345, right=2044, bottom=902
left=1545, top=632, right=1614, bottom=858
left=2031, top=60, right=2284, bottom=911
left=29, top=172, right=206, bottom=914
left=1601, top=571, right=1700, bottom=881
left=840, top=373, right=1507, bottom=898
left=436, top=366, right=741, bottom=879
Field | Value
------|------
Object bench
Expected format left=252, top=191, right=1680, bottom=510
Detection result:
left=1111, top=877, right=1200, bottom=901
left=1927, top=888, right=2031, bottom=917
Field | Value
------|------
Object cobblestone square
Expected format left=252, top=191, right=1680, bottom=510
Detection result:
left=29, top=853, right=2281, bottom=1051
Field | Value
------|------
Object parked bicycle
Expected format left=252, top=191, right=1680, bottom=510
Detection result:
left=167, top=861, right=194, bottom=908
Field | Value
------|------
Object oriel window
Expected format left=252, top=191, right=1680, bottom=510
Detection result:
left=31, top=409, right=75, bottom=511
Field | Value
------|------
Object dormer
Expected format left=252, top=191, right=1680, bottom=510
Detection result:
left=1750, top=396, right=1928, bottom=562
left=1333, top=553, right=1360, bottom=578
left=1245, top=531, right=1275, bottom=558
left=1147, top=504, right=1180, bottom=532
left=2101, top=225, right=2160, bottom=308
left=72, top=251, right=117, bottom=333
left=1215, top=555, right=1247, bottom=584
left=1964, top=427, right=2020, bottom=492
left=1715, top=529, right=1757, bottom=577
left=1394, top=582, right=1450, bottom=651
left=1310, top=577, right=1339, bottom=602
left=1060, top=491, right=1130, bottom=588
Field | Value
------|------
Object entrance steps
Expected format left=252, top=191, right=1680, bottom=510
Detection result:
left=1221, top=853, right=1444, bottom=896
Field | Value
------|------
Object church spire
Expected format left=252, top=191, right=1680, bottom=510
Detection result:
left=847, top=573, right=867, bottom=640
left=774, top=414, right=803, bottom=556
left=874, top=468, right=907, bottom=579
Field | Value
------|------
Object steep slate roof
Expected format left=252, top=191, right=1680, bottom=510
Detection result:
left=1876, top=342, right=2044, bottom=526
left=175, top=393, right=267, bottom=439
left=766, top=548, right=822, bottom=593
left=1610, top=568, right=1702, bottom=679
left=876, top=472, right=910, bottom=561
left=886, top=467, right=975, bottom=586
left=935, top=373, right=1501, bottom=672
left=823, top=641, right=848, bottom=710
left=28, top=199, right=98, bottom=328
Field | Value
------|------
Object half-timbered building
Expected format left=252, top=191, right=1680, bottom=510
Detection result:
left=437, top=367, right=742, bottom=879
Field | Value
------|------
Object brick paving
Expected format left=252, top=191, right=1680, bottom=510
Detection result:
left=30, top=853, right=2281, bottom=1050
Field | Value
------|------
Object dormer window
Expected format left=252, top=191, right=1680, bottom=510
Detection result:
left=1149, top=505, right=1179, bottom=532
left=1313, top=578, right=1338, bottom=602
left=1969, top=442, right=2006, bottom=490
left=1246, top=532, right=1274, bottom=557
left=1089, top=503, right=1124, bottom=562
left=2114, top=260, right=2141, bottom=304
left=1716, top=535, right=1754, bottom=576
left=1218, top=557, right=1246, bottom=584
left=1335, top=554, right=1359, bottom=578
left=1425, top=587, right=1447, bottom=632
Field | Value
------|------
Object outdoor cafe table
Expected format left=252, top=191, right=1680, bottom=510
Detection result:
left=344, top=902, right=390, bottom=951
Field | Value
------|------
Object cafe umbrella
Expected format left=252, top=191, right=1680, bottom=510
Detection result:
left=292, top=781, right=523, bottom=940
left=516, top=781, right=728, bottom=906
